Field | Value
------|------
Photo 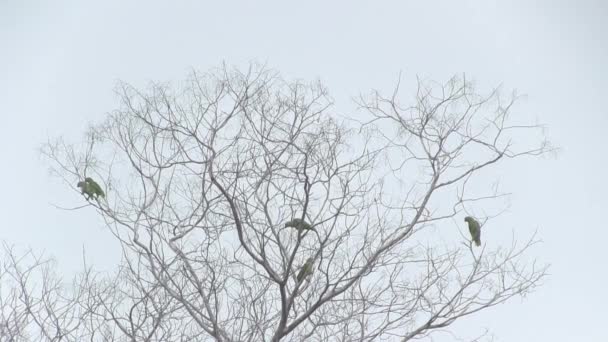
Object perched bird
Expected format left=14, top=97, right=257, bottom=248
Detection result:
left=284, top=218, right=314, bottom=232
left=85, top=177, right=105, bottom=198
left=464, top=216, right=481, bottom=247
left=77, top=177, right=105, bottom=200
left=296, top=258, right=314, bottom=283
left=77, top=181, right=94, bottom=200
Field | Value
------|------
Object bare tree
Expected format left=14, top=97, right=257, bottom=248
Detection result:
left=9, top=63, right=550, bottom=341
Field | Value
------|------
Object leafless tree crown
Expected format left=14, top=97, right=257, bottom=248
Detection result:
left=3, top=64, right=551, bottom=341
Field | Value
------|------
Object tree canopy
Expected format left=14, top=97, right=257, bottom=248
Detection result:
left=5, top=64, right=552, bottom=341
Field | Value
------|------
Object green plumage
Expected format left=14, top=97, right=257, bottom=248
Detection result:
left=85, top=177, right=105, bottom=198
left=284, top=218, right=314, bottom=231
left=297, top=258, right=314, bottom=283
left=464, top=216, right=481, bottom=247
left=77, top=177, right=105, bottom=200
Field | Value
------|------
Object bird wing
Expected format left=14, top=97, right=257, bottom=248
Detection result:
left=88, top=180, right=105, bottom=197
left=297, top=267, right=306, bottom=282
left=468, top=220, right=481, bottom=245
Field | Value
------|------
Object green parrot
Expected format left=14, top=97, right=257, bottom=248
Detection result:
left=85, top=177, right=105, bottom=198
left=77, top=181, right=94, bottom=200
left=464, top=216, right=481, bottom=247
left=77, top=177, right=105, bottom=200
left=284, top=218, right=314, bottom=232
left=296, top=257, right=314, bottom=283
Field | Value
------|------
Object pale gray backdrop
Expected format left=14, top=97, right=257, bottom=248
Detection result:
left=1, top=1, right=606, bottom=340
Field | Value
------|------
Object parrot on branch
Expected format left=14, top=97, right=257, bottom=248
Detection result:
left=85, top=177, right=105, bottom=198
left=464, top=216, right=481, bottom=247
left=77, top=177, right=105, bottom=200
left=296, top=257, right=314, bottom=283
left=284, top=218, right=315, bottom=232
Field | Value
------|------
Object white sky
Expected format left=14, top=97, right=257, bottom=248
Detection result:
left=1, top=1, right=606, bottom=340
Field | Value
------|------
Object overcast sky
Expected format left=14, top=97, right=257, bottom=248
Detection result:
left=1, top=1, right=606, bottom=340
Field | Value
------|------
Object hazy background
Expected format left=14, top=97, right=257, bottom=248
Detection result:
left=1, top=1, right=606, bottom=340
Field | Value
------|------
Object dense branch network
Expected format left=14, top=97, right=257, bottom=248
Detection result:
left=2, top=64, right=552, bottom=341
